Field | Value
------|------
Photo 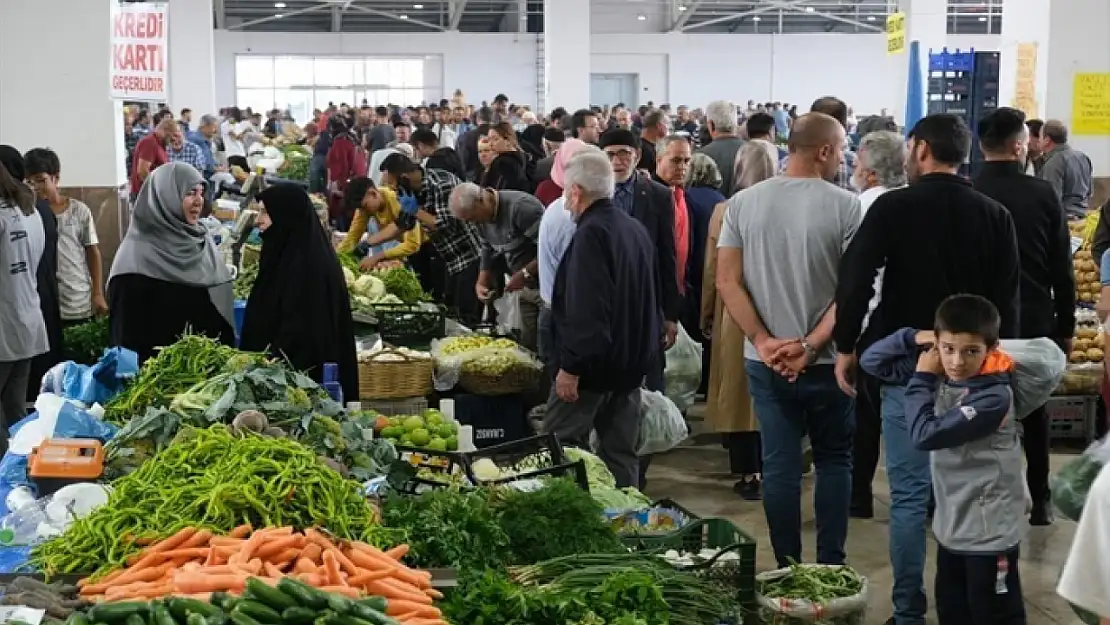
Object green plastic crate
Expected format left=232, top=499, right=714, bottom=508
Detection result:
left=621, top=517, right=758, bottom=611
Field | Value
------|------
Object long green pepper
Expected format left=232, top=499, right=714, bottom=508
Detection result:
left=30, top=425, right=385, bottom=578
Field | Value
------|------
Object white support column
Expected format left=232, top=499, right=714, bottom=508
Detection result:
left=168, top=0, right=217, bottom=119
left=998, top=0, right=1049, bottom=119
left=0, top=0, right=125, bottom=187
left=891, top=0, right=946, bottom=123
left=1045, top=0, right=1110, bottom=177
left=544, top=0, right=591, bottom=111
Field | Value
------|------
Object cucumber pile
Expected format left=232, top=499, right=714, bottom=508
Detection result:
left=66, top=578, right=402, bottom=625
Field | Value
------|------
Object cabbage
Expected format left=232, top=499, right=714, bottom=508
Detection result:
left=342, top=267, right=356, bottom=287
left=563, top=447, right=616, bottom=489
left=352, top=274, right=386, bottom=298
left=592, top=486, right=652, bottom=512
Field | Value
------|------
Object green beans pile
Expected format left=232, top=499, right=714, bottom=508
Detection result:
left=30, top=425, right=384, bottom=578
left=758, top=562, right=864, bottom=603
left=103, top=334, right=263, bottom=425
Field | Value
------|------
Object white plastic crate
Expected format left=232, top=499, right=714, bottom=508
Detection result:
left=1046, top=395, right=1098, bottom=442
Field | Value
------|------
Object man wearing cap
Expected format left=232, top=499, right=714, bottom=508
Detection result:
left=597, top=128, right=679, bottom=393
left=367, top=152, right=484, bottom=324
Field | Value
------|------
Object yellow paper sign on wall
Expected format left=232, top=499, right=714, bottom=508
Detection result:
left=1072, top=73, right=1110, bottom=136
left=886, top=12, right=906, bottom=55
left=1012, top=43, right=1038, bottom=117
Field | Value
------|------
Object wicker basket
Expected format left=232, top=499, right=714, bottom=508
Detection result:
left=457, top=365, right=541, bottom=396
left=358, top=348, right=434, bottom=400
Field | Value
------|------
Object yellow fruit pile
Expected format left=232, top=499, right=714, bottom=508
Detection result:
left=1074, top=249, right=1101, bottom=305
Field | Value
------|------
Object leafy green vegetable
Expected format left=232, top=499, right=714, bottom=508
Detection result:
left=371, top=266, right=425, bottom=303
left=62, top=317, right=110, bottom=365
left=757, top=562, right=863, bottom=602
left=234, top=259, right=259, bottom=300
left=380, top=488, right=512, bottom=570
left=492, top=479, right=624, bottom=564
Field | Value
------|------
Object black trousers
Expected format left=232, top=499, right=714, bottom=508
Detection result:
left=726, top=431, right=762, bottom=475
left=445, top=261, right=483, bottom=327
left=850, top=370, right=883, bottom=509
left=1021, top=404, right=1051, bottom=502
left=935, top=544, right=1026, bottom=625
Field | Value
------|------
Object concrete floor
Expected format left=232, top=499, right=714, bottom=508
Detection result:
left=643, top=440, right=1088, bottom=625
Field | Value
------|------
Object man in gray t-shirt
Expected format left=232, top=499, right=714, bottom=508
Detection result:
left=715, top=112, right=860, bottom=570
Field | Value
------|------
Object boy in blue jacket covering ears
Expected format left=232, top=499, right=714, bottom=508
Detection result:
left=860, top=294, right=1028, bottom=625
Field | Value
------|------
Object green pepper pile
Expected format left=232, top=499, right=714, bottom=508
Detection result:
left=103, top=335, right=266, bottom=425
left=32, top=425, right=386, bottom=578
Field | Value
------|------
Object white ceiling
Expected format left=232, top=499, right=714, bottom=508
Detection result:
left=213, top=0, right=1005, bottom=34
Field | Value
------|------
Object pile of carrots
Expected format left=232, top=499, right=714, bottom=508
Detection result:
left=77, top=525, right=447, bottom=625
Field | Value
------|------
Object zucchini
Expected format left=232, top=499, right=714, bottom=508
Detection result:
left=280, top=608, right=316, bottom=625
left=324, top=616, right=375, bottom=625
left=186, top=615, right=207, bottom=625
left=124, top=615, right=145, bottom=625
left=87, top=602, right=150, bottom=623
left=168, top=599, right=223, bottom=621
left=209, top=593, right=237, bottom=613
left=66, top=613, right=91, bottom=625
left=276, top=578, right=326, bottom=610
left=347, top=605, right=389, bottom=625
left=355, top=598, right=386, bottom=614
left=244, top=578, right=298, bottom=611
left=152, top=604, right=178, bottom=625
left=326, top=595, right=354, bottom=615
left=204, top=612, right=227, bottom=625
left=227, top=612, right=263, bottom=625
left=232, top=602, right=280, bottom=625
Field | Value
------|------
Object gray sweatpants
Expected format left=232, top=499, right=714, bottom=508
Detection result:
left=0, top=359, right=32, bottom=455
left=543, top=386, right=641, bottom=488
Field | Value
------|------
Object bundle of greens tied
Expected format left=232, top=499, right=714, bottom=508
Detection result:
left=61, top=317, right=111, bottom=365
left=31, top=425, right=388, bottom=578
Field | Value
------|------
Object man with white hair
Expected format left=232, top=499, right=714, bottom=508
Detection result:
left=697, top=100, right=745, bottom=196
left=449, top=182, right=544, bottom=351
left=847, top=129, right=908, bottom=520
left=544, top=149, right=662, bottom=488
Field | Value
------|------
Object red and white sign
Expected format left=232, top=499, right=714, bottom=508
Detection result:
left=110, top=2, right=168, bottom=101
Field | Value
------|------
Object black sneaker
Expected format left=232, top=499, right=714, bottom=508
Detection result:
left=733, top=476, right=762, bottom=501
left=1030, top=498, right=1055, bottom=526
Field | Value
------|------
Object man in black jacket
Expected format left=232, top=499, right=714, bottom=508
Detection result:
left=833, top=114, right=1021, bottom=625
left=457, top=106, right=494, bottom=177
left=974, top=107, right=1075, bottom=526
left=598, top=129, right=679, bottom=392
left=544, top=148, right=662, bottom=488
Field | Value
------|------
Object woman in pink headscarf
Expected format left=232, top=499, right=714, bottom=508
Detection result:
left=533, top=138, right=586, bottom=207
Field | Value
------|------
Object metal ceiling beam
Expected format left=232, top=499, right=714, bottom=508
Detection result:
left=213, top=0, right=225, bottom=29
left=680, top=0, right=810, bottom=31
left=449, top=0, right=470, bottom=30
left=346, top=3, right=446, bottom=30
left=770, top=0, right=883, bottom=31
left=227, top=3, right=329, bottom=30
left=669, top=0, right=704, bottom=31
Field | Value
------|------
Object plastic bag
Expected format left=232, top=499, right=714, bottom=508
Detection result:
left=39, top=347, right=139, bottom=407
left=998, top=338, right=1067, bottom=419
left=663, top=323, right=703, bottom=413
left=493, top=291, right=523, bottom=334
left=1051, top=434, right=1110, bottom=522
left=756, top=565, right=869, bottom=624
left=637, top=390, right=688, bottom=455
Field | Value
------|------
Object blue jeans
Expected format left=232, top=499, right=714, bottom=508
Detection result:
left=882, top=384, right=931, bottom=625
left=745, top=361, right=855, bottom=567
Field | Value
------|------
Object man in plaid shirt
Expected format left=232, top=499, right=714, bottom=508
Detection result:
left=376, top=153, right=484, bottom=323
left=167, top=129, right=208, bottom=176
left=779, top=96, right=857, bottom=190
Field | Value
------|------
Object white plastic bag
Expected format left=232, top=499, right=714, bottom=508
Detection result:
left=756, top=565, right=869, bottom=624
left=999, top=338, right=1067, bottom=419
left=493, top=290, right=523, bottom=334
left=637, top=390, right=689, bottom=455
left=663, top=323, right=703, bottom=413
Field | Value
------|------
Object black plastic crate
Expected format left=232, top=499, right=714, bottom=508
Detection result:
left=453, top=393, right=531, bottom=448
left=370, top=303, right=446, bottom=347
left=465, top=433, right=589, bottom=491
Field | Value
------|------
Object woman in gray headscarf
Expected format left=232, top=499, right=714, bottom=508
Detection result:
left=108, top=163, right=234, bottom=363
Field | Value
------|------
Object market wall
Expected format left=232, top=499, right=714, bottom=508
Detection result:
left=213, top=30, right=1000, bottom=116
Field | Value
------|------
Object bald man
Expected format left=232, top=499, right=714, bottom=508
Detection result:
left=131, top=118, right=177, bottom=196
left=715, top=111, right=861, bottom=568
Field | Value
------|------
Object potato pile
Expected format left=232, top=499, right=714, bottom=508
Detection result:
left=1070, top=309, right=1105, bottom=364
left=1074, top=249, right=1101, bottom=305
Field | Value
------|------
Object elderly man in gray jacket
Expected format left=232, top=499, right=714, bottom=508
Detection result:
left=1039, top=120, right=1094, bottom=219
